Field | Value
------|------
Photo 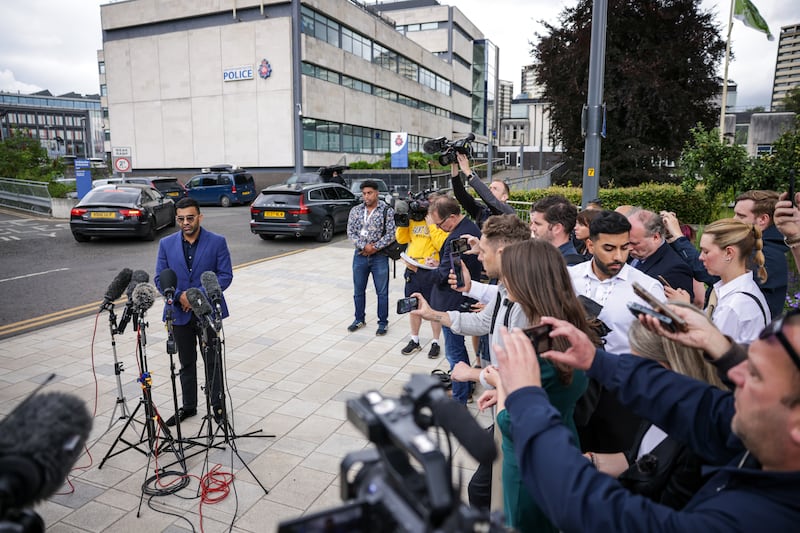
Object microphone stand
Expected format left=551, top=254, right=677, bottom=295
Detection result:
left=183, top=313, right=272, bottom=495
left=103, top=302, right=132, bottom=431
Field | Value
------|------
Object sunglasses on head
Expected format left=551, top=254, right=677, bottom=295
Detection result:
left=759, top=309, right=800, bottom=372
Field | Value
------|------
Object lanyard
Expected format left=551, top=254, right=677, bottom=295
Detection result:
left=363, top=206, right=377, bottom=227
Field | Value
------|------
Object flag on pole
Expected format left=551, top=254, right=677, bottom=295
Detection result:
left=733, top=0, right=774, bottom=41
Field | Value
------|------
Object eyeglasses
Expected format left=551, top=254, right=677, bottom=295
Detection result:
left=433, top=214, right=452, bottom=228
left=176, top=215, right=197, bottom=223
left=759, top=309, right=800, bottom=372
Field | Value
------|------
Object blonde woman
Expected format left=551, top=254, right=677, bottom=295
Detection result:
left=698, top=218, right=770, bottom=343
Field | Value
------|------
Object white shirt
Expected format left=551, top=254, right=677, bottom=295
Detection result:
left=568, top=261, right=665, bottom=354
left=711, top=271, right=771, bottom=344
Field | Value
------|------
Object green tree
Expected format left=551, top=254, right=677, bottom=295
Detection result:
left=0, top=132, right=60, bottom=181
left=533, top=0, right=726, bottom=186
left=677, top=124, right=748, bottom=201
left=778, top=86, right=800, bottom=114
left=740, top=116, right=800, bottom=192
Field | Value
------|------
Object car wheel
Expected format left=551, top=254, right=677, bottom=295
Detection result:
left=259, top=234, right=276, bottom=241
left=316, top=217, right=334, bottom=243
left=142, top=217, right=157, bottom=241
left=72, top=232, right=90, bottom=243
left=220, top=195, right=232, bottom=208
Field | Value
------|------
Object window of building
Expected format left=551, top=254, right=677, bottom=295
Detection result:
left=98, top=61, right=105, bottom=75
left=342, top=27, right=372, bottom=61
left=398, top=56, right=418, bottom=82
left=100, top=84, right=108, bottom=96
left=372, top=43, right=397, bottom=72
left=342, top=76, right=372, bottom=94
left=343, top=125, right=373, bottom=153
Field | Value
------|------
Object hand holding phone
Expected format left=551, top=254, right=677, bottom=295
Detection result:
left=789, top=169, right=796, bottom=208
left=656, top=275, right=672, bottom=289
left=632, top=282, right=688, bottom=332
left=451, top=237, right=469, bottom=255
left=523, top=324, right=553, bottom=355
left=627, top=302, right=677, bottom=333
left=396, top=297, right=418, bottom=314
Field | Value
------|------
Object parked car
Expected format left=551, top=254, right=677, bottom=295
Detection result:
left=349, top=178, right=393, bottom=205
left=249, top=183, right=359, bottom=242
left=185, top=165, right=256, bottom=207
left=69, top=184, right=176, bottom=242
left=92, top=176, right=186, bottom=199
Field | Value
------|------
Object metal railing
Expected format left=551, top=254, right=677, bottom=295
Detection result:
left=0, top=178, right=52, bottom=215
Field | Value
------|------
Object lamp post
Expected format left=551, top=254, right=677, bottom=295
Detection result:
left=519, top=132, right=524, bottom=179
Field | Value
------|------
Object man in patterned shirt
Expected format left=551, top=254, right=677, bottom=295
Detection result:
left=346, top=180, right=396, bottom=336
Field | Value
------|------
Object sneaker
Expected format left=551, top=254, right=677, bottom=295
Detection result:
left=401, top=339, right=421, bottom=355
left=347, top=320, right=366, bottom=332
left=428, top=343, right=441, bottom=359
left=165, top=407, right=196, bottom=427
left=376, top=325, right=388, bottom=336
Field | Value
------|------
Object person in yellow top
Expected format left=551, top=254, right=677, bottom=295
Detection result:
left=395, top=193, right=449, bottom=357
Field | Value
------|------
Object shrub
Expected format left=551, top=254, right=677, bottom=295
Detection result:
left=508, top=183, right=720, bottom=224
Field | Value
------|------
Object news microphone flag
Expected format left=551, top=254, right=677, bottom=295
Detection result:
left=734, top=0, right=774, bottom=41
left=390, top=132, right=408, bottom=169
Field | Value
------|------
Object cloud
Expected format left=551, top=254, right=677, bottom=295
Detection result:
left=0, top=69, right=42, bottom=93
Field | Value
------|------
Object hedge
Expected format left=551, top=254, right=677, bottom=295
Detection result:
left=508, top=183, right=721, bottom=225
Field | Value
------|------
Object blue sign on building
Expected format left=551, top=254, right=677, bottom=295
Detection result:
left=74, top=159, right=92, bottom=199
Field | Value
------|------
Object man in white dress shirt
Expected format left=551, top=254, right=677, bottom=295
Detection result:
left=567, top=210, right=665, bottom=452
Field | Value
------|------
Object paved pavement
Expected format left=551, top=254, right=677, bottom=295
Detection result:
left=1, top=240, right=488, bottom=532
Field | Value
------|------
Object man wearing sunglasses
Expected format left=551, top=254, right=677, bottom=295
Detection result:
left=155, top=197, right=233, bottom=427
left=489, top=304, right=800, bottom=531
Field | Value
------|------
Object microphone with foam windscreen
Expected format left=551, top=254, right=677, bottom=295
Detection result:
left=99, top=268, right=132, bottom=311
left=132, top=283, right=157, bottom=315
left=200, top=271, right=223, bottom=318
left=117, top=270, right=149, bottom=335
left=159, top=268, right=177, bottom=306
left=185, top=287, right=216, bottom=330
left=0, top=392, right=92, bottom=511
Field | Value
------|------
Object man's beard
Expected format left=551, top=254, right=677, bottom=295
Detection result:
left=594, top=258, right=624, bottom=278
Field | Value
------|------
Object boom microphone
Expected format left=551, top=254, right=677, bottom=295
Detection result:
left=185, top=287, right=216, bottom=330
left=131, top=283, right=157, bottom=314
left=0, top=392, right=92, bottom=511
left=99, top=268, right=132, bottom=310
left=117, top=270, right=150, bottom=335
left=159, top=268, right=177, bottom=306
left=200, top=271, right=223, bottom=317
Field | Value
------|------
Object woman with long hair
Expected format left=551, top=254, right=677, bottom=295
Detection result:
left=586, top=307, right=724, bottom=509
left=480, top=239, right=598, bottom=532
left=573, top=208, right=601, bottom=257
left=699, top=218, right=770, bottom=343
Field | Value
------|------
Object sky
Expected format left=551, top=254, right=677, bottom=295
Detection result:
left=0, top=0, right=795, bottom=110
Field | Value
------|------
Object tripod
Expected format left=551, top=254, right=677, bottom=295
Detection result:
left=99, top=310, right=189, bottom=508
left=103, top=303, right=131, bottom=431
left=184, top=318, right=273, bottom=495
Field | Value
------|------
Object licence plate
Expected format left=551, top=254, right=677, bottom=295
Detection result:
left=167, top=192, right=179, bottom=197
left=262, top=211, right=284, bottom=218
left=242, top=191, right=251, bottom=195
left=90, top=212, right=117, bottom=219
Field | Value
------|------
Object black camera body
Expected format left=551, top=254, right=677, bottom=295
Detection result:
left=277, top=374, right=503, bottom=533
left=394, top=190, right=433, bottom=227
left=423, top=133, right=476, bottom=166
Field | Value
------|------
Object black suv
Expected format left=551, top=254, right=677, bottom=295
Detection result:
left=250, top=183, right=359, bottom=242
left=185, top=165, right=256, bottom=207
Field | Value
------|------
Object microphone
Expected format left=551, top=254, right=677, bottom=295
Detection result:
left=159, top=268, right=177, bottom=306
left=201, top=271, right=223, bottom=318
left=117, top=270, right=149, bottom=335
left=0, top=392, right=92, bottom=510
left=185, top=287, right=216, bottom=330
left=428, top=390, right=496, bottom=465
left=99, top=268, right=132, bottom=310
left=131, top=283, right=157, bottom=314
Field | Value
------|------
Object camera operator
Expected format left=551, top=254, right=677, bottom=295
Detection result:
left=395, top=192, right=449, bottom=357
left=451, top=152, right=515, bottom=226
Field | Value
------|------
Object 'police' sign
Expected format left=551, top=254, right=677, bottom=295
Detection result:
left=223, top=66, right=253, bottom=82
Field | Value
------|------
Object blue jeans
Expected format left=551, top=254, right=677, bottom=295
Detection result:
left=442, top=326, right=470, bottom=404
left=352, top=251, right=389, bottom=327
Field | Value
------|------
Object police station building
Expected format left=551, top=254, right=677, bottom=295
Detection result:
left=100, top=0, right=498, bottom=174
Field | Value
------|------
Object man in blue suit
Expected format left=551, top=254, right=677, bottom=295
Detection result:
left=155, top=198, right=233, bottom=426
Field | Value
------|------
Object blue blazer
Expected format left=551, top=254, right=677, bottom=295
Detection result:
left=155, top=228, right=233, bottom=326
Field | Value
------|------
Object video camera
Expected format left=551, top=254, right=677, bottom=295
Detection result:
left=394, top=190, right=434, bottom=227
left=423, top=133, right=475, bottom=166
left=277, top=374, right=502, bottom=533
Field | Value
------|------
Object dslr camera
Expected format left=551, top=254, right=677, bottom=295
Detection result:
left=423, top=133, right=475, bottom=165
left=277, top=374, right=503, bottom=533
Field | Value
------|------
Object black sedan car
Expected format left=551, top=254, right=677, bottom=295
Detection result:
left=70, top=184, right=176, bottom=242
left=250, top=183, right=359, bottom=242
